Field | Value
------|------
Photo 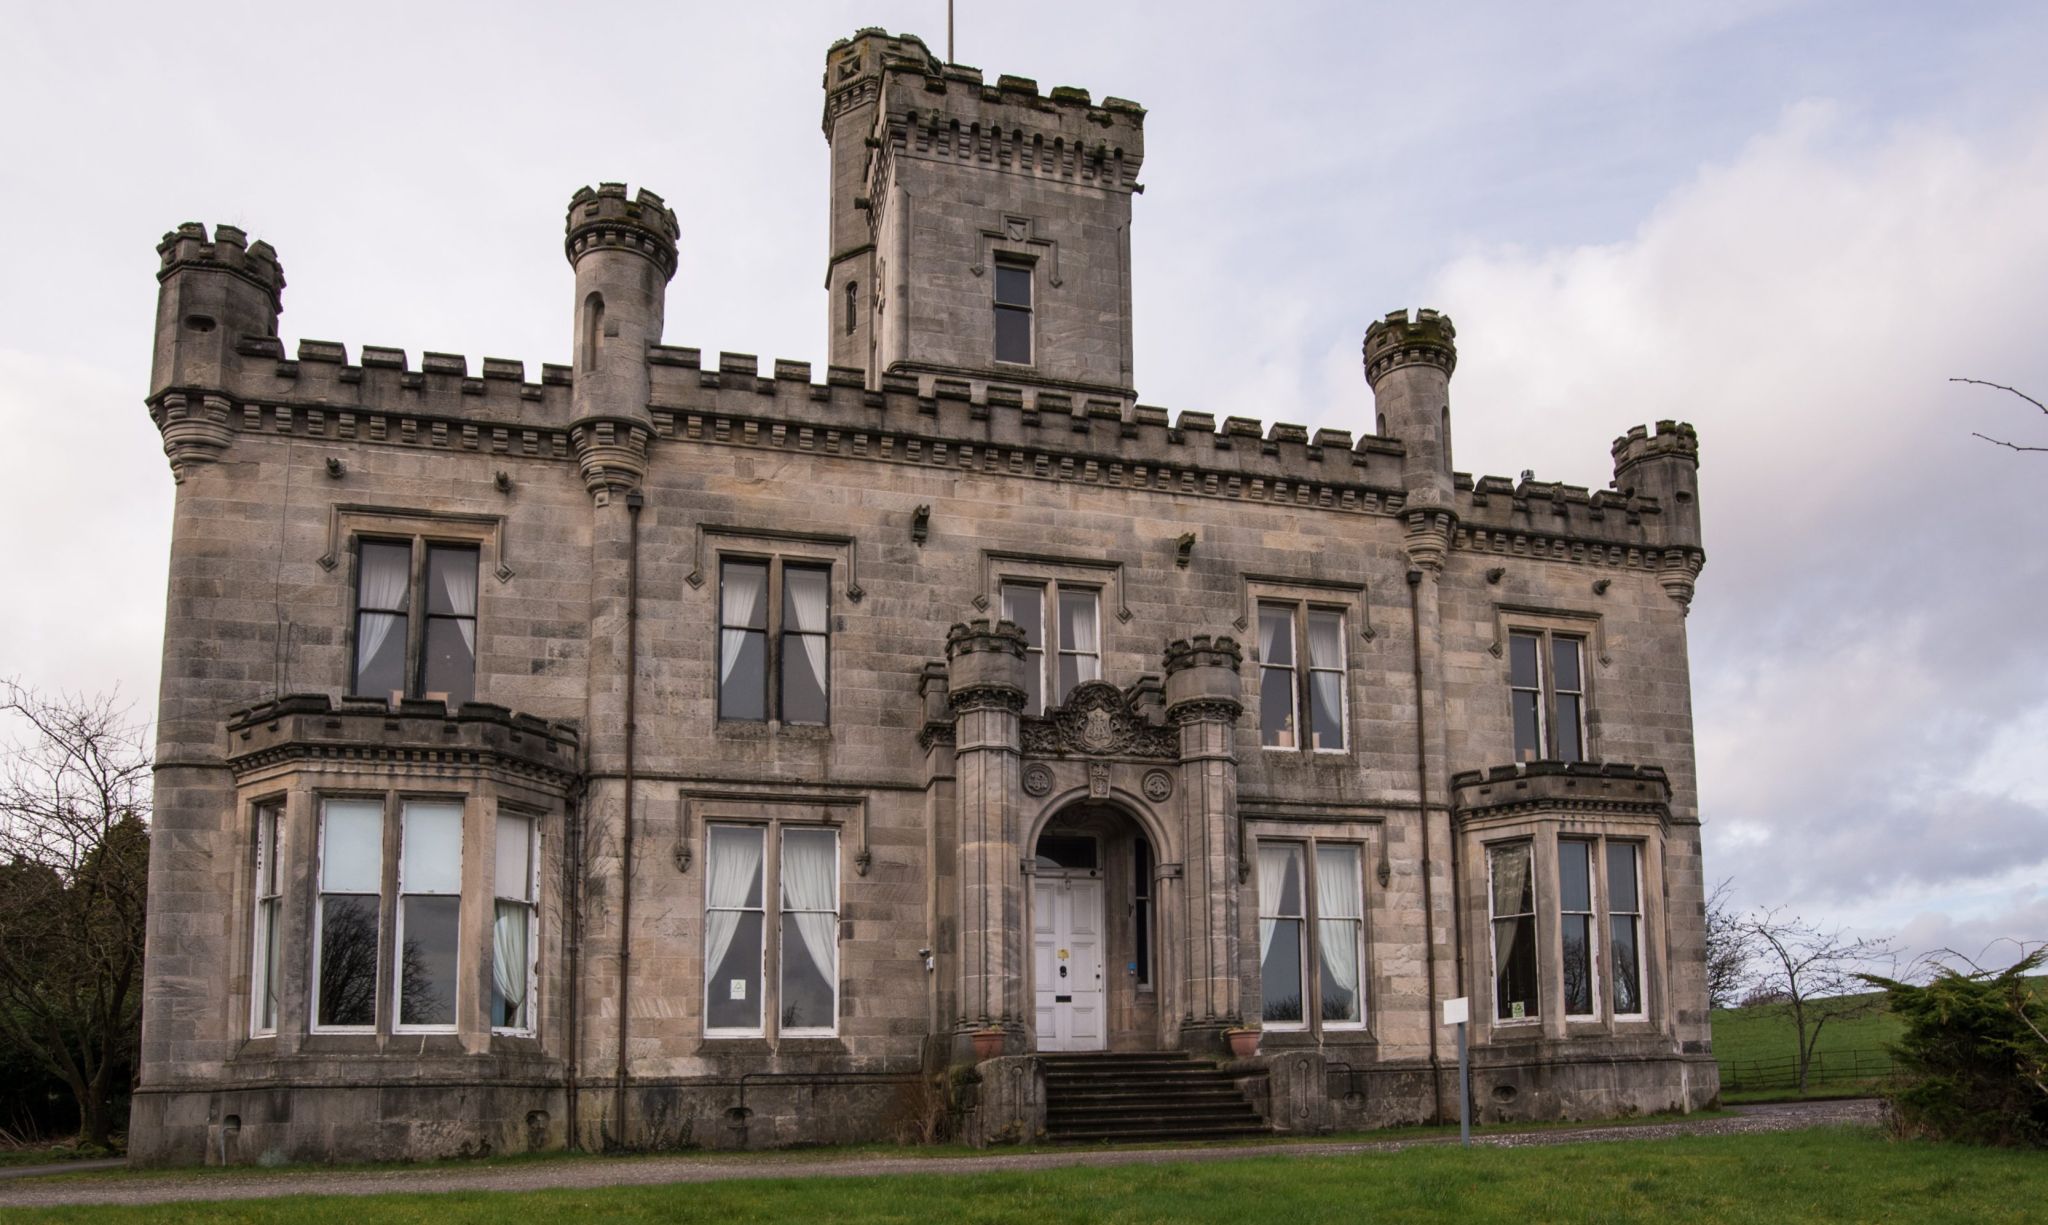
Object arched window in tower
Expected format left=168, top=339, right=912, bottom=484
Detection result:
left=845, top=281, right=858, bottom=336
left=581, top=292, right=605, bottom=372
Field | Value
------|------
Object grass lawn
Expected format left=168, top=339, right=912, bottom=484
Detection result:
left=4, top=1128, right=2042, bottom=1225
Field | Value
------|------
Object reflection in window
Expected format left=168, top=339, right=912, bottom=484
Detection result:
left=1560, top=840, right=1596, bottom=1016
left=397, top=801, right=462, bottom=1030
left=1258, top=843, right=1306, bottom=1025
left=251, top=804, right=283, bottom=1036
left=1490, top=842, right=1538, bottom=1021
left=993, top=260, right=1032, bottom=364
left=316, top=799, right=383, bottom=1029
left=1002, top=582, right=1046, bottom=715
left=1609, top=843, right=1643, bottom=1015
left=1258, top=606, right=1298, bottom=748
left=492, top=814, right=538, bottom=1032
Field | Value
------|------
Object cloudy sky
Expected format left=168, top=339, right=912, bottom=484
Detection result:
left=3, top=0, right=2044, bottom=965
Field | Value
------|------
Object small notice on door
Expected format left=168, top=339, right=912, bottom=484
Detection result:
left=1058, top=948, right=1069, bottom=959
left=730, top=979, right=748, bottom=1001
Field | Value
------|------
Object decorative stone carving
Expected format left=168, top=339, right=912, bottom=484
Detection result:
left=1142, top=769, right=1173, bottom=801
left=1022, top=764, right=1053, bottom=796
left=1088, top=762, right=1110, bottom=798
left=1019, top=680, right=1176, bottom=760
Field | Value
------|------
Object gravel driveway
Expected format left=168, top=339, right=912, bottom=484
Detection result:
left=0, top=1099, right=1886, bottom=1210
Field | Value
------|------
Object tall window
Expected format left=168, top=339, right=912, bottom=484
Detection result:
left=1002, top=581, right=1100, bottom=714
left=1609, top=843, right=1644, bottom=1017
left=1258, top=604, right=1347, bottom=751
left=396, top=801, right=462, bottom=1031
left=1509, top=630, right=1585, bottom=762
left=844, top=281, right=858, bottom=336
left=1560, top=840, right=1597, bottom=1016
left=1133, top=836, right=1153, bottom=989
left=251, top=803, right=283, bottom=1037
left=352, top=540, right=479, bottom=706
left=1489, top=842, right=1539, bottom=1022
left=993, top=259, right=1033, bottom=364
left=492, top=813, right=539, bottom=1033
left=314, top=799, right=383, bottom=1030
left=1258, top=839, right=1368, bottom=1031
left=704, top=823, right=841, bottom=1037
left=718, top=559, right=831, bottom=724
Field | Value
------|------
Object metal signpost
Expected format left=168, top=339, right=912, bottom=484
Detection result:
left=1443, top=996, right=1470, bottom=1145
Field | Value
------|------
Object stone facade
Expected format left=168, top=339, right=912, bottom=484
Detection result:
left=131, top=28, right=1716, bottom=1166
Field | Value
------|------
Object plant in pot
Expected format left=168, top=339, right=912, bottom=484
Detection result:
left=1224, top=1023, right=1261, bottom=1059
left=971, top=1025, right=1006, bottom=1062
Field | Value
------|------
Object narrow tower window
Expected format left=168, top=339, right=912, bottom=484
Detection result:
left=582, top=292, right=605, bottom=372
left=993, top=259, right=1032, bottom=365
left=844, top=281, right=858, bottom=336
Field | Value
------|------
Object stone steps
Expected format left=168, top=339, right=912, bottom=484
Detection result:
left=1041, top=1050, right=1268, bottom=1143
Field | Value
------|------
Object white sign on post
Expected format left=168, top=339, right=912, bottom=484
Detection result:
left=1442, top=996, right=1469, bottom=1026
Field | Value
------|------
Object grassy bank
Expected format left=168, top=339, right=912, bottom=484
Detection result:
left=4, top=1128, right=2041, bottom=1224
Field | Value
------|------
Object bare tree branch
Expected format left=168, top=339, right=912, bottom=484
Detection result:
left=1954, top=378, right=2048, bottom=452
left=1739, top=907, right=1897, bottom=1093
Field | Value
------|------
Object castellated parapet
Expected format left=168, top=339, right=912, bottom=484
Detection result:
left=564, top=183, right=681, bottom=280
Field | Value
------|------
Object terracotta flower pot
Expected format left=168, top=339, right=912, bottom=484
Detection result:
left=1226, top=1028, right=1260, bottom=1059
left=971, top=1027, right=1006, bottom=1062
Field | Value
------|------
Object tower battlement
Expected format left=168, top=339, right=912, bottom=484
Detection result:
left=1611, top=420, right=1699, bottom=471
left=1362, top=308, right=1457, bottom=385
left=157, top=222, right=285, bottom=311
left=564, top=183, right=680, bottom=279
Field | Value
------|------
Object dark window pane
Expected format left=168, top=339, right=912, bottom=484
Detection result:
left=1490, top=843, right=1533, bottom=916
left=1261, top=667, right=1296, bottom=747
left=1607, top=843, right=1639, bottom=912
left=1611, top=916, right=1643, bottom=1014
left=783, top=567, right=829, bottom=632
left=781, top=637, right=829, bottom=724
left=994, top=264, right=1032, bottom=307
left=1261, top=918, right=1304, bottom=1023
left=1134, top=837, right=1152, bottom=983
left=1001, top=584, right=1044, bottom=649
left=1033, top=834, right=1098, bottom=870
left=706, top=910, right=764, bottom=1030
left=1509, top=633, right=1541, bottom=689
left=1056, top=653, right=1082, bottom=705
left=1559, top=840, right=1592, bottom=911
left=721, top=561, right=769, bottom=629
left=1259, top=606, right=1295, bottom=667
left=355, top=612, right=406, bottom=697
left=318, top=894, right=379, bottom=1027
left=1555, top=694, right=1583, bottom=762
left=1563, top=914, right=1594, bottom=1015
left=425, top=547, right=478, bottom=615
left=1318, top=918, right=1363, bottom=1023
left=994, top=305, right=1031, bottom=363
left=1020, top=660, right=1043, bottom=718
left=399, top=894, right=461, bottom=1027
left=422, top=618, right=476, bottom=705
left=1494, top=916, right=1538, bottom=1020
left=1552, top=636, right=1583, bottom=692
left=1309, top=672, right=1343, bottom=749
left=1512, top=690, right=1543, bottom=760
left=720, top=628, right=767, bottom=720
left=780, top=924, right=835, bottom=1030
left=358, top=542, right=411, bottom=611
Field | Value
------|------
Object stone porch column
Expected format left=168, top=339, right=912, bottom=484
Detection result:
left=944, top=619, right=1028, bottom=1052
left=1162, top=635, right=1245, bottom=1052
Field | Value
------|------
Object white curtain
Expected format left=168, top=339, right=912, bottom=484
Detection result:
left=492, top=900, right=529, bottom=1016
left=1306, top=614, right=1343, bottom=670
left=781, top=830, right=838, bottom=995
left=719, top=566, right=766, bottom=685
left=356, top=548, right=409, bottom=679
left=1491, top=844, right=1531, bottom=916
left=440, top=553, right=479, bottom=653
left=1316, top=846, right=1362, bottom=1015
left=1064, top=593, right=1100, bottom=681
left=1258, top=606, right=1290, bottom=665
left=1257, top=844, right=1290, bottom=963
left=788, top=571, right=830, bottom=702
left=704, top=827, right=764, bottom=979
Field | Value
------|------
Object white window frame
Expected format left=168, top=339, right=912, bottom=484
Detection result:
left=311, top=796, right=385, bottom=1035
left=717, top=555, right=834, bottom=726
left=703, top=820, right=843, bottom=1039
left=1255, top=836, right=1369, bottom=1034
left=250, top=801, right=284, bottom=1038
left=1508, top=628, right=1588, bottom=763
left=1487, top=840, right=1541, bottom=1026
left=704, top=823, right=770, bottom=1038
left=992, top=256, right=1034, bottom=366
left=1558, top=838, right=1600, bottom=1018
left=392, top=798, right=464, bottom=1036
left=1001, top=579, right=1101, bottom=714
left=1606, top=841, right=1648, bottom=1021
left=777, top=825, right=841, bottom=1039
left=1257, top=602, right=1351, bottom=754
left=491, top=811, right=541, bottom=1036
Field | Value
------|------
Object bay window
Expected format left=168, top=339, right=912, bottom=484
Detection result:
left=491, top=813, right=539, bottom=1033
left=396, top=801, right=463, bottom=1031
left=1488, top=836, right=1650, bottom=1026
left=250, top=803, right=283, bottom=1037
left=314, top=799, right=383, bottom=1030
left=1489, top=841, right=1539, bottom=1023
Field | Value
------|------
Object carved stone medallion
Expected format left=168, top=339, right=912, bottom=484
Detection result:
left=1142, top=769, right=1174, bottom=802
left=1023, top=764, right=1054, bottom=797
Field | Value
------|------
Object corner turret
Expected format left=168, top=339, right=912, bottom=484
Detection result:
left=565, top=183, right=678, bottom=501
left=1611, top=420, right=1701, bottom=549
left=148, top=223, right=286, bottom=480
left=1364, top=309, right=1457, bottom=510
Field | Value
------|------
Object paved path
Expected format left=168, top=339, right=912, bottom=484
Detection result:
left=0, top=1100, right=1884, bottom=1210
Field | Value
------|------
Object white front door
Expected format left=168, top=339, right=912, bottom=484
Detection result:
left=1033, top=876, right=1105, bottom=1051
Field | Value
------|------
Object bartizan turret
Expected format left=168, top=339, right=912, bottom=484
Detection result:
left=565, top=183, right=679, bottom=503
left=1365, top=308, right=1458, bottom=569
left=148, top=223, right=286, bottom=481
left=1612, top=420, right=1705, bottom=607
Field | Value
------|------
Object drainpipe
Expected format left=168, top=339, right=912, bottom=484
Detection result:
left=1407, top=569, right=1444, bottom=1123
left=564, top=790, right=582, bottom=1150
left=613, top=489, right=645, bottom=1145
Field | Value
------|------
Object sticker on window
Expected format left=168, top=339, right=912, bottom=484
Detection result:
left=730, top=979, right=747, bottom=1001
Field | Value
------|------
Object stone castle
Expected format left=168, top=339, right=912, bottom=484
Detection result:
left=133, top=29, right=1716, bottom=1164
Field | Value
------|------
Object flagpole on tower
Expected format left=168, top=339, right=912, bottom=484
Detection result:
left=948, top=0, right=955, bottom=63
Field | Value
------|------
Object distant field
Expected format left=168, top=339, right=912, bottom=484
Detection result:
left=1711, top=992, right=1902, bottom=1099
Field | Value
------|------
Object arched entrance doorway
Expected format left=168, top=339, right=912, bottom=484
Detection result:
left=1029, top=803, right=1161, bottom=1052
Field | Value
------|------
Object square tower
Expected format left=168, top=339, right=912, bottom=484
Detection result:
left=822, top=31, right=1145, bottom=400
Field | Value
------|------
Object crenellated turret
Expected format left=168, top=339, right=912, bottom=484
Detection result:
left=149, top=223, right=286, bottom=479
left=1363, top=308, right=1457, bottom=510
left=1611, top=420, right=1701, bottom=550
left=564, top=183, right=678, bottom=501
